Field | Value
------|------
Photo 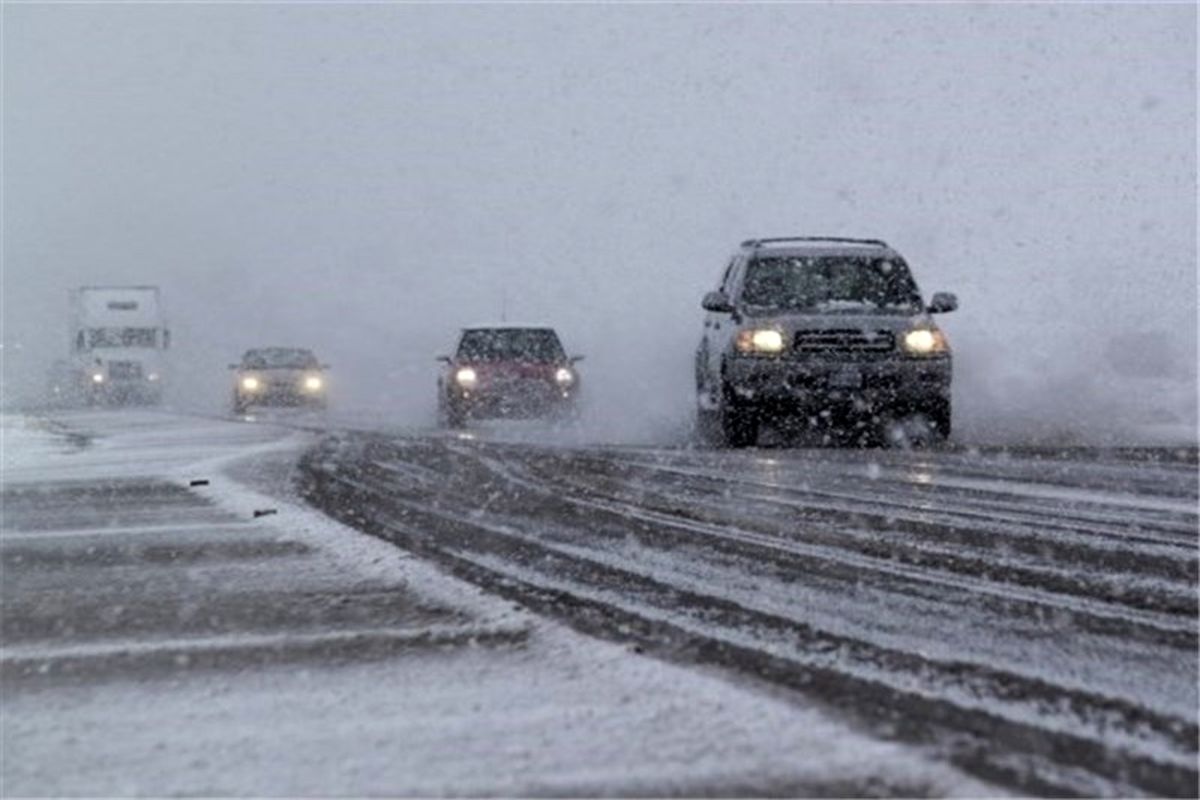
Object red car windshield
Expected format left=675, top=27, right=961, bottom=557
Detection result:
left=457, top=329, right=565, bottom=363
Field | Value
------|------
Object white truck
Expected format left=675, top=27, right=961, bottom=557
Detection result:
left=65, top=286, right=170, bottom=405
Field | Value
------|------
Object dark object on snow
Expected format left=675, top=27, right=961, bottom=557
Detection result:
left=189, top=479, right=210, bottom=487
left=252, top=508, right=278, bottom=518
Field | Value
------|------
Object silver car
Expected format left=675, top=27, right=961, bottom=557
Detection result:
left=695, top=237, right=957, bottom=447
left=229, top=347, right=329, bottom=414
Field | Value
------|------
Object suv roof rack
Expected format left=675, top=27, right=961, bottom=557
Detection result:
left=741, top=236, right=888, bottom=249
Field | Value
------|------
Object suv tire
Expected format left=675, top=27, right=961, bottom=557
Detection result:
left=717, top=381, right=760, bottom=448
left=928, top=397, right=952, bottom=441
left=696, top=371, right=759, bottom=448
left=721, top=403, right=759, bottom=447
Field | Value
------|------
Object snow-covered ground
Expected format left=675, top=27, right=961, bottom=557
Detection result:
left=1, top=410, right=997, bottom=796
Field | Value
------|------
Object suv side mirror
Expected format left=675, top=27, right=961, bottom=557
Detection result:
left=702, top=291, right=734, bottom=313
left=436, top=356, right=452, bottom=364
left=928, top=292, right=958, bottom=314
left=569, top=355, right=585, bottom=364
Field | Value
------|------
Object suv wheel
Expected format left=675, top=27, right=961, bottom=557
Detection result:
left=697, top=369, right=760, bottom=448
left=720, top=403, right=759, bottom=447
left=716, top=379, right=759, bottom=448
left=928, top=397, right=952, bottom=441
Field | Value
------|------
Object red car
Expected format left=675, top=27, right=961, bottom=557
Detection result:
left=438, top=326, right=582, bottom=427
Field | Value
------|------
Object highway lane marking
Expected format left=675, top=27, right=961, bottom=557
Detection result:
left=1, top=622, right=530, bottom=666
left=434, top=546, right=1200, bottom=772
left=0, top=521, right=257, bottom=543
left=603, top=455, right=1200, bottom=519
left=453, top=450, right=1198, bottom=636
left=571, top=456, right=1198, bottom=539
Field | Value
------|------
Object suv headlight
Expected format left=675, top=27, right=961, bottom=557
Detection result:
left=554, top=367, right=575, bottom=386
left=303, top=375, right=323, bottom=391
left=903, top=328, right=949, bottom=356
left=241, top=376, right=260, bottom=391
left=735, top=329, right=786, bottom=355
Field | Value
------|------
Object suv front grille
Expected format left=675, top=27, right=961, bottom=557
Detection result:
left=794, top=329, right=895, bottom=353
left=108, top=361, right=143, bottom=380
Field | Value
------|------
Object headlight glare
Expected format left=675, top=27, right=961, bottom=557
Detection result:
left=555, top=367, right=574, bottom=386
left=91, top=373, right=105, bottom=384
left=304, top=375, right=323, bottom=391
left=241, top=376, right=260, bottom=391
left=455, top=367, right=478, bottom=388
left=904, top=328, right=947, bottom=355
left=736, top=329, right=786, bottom=354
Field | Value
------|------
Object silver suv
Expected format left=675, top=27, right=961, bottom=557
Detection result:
left=695, top=237, right=957, bottom=447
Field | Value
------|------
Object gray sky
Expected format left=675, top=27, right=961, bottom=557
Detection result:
left=3, top=3, right=1196, bottom=441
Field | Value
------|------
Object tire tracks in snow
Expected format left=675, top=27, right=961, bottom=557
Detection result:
left=298, top=433, right=1199, bottom=798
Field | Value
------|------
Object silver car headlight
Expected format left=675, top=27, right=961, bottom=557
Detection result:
left=241, top=376, right=261, bottom=391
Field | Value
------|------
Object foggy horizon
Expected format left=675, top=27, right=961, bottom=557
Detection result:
left=4, top=3, right=1196, bottom=444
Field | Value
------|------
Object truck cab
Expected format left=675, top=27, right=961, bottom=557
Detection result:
left=68, top=286, right=169, bottom=406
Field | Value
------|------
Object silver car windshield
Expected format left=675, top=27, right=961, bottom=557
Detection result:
left=242, top=348, right=319, bottom=369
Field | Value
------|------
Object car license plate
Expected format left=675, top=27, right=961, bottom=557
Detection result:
left=829, top=368, right=863, bottom=389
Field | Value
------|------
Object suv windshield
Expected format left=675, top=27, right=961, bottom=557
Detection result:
left=741, top=256, right=922, bottom=313
left=457, top=329, right=565, bottom=362
left=242, top=348, right=319, bottom=369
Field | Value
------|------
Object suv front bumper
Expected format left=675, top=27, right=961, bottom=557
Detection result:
left=725, top=355, right=950, bottom=412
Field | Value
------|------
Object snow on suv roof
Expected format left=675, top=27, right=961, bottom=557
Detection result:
left=742, top=236, right=887, bottom=248
left=461, top=324, right=556, bottom=331
left=752, top=245, right=901, bottom=259
left=744, top=237, right=899, bottom=258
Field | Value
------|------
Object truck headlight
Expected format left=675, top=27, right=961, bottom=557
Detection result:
left=303, top=375, right=323, bottom=391
left=736, top=329, right=786, bottom=355
left=555, top=367, right=575, bottom=386
left=241, top=376, right=260, bottom=391
left=455, top=367, right=478, bottom=388
left=903, top=328, right=948, bottom=355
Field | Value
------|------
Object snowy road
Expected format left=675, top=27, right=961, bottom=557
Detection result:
left=299, top=428, right=1199, bottom=797
left=1, top=411, right=998, bottom=797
